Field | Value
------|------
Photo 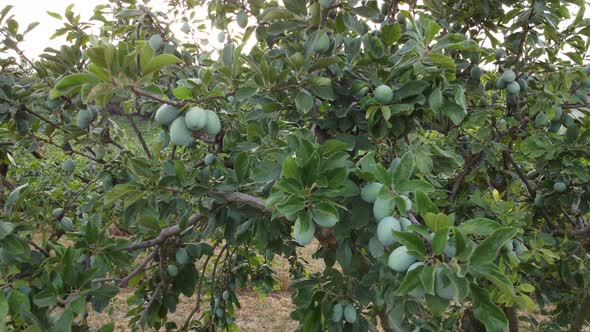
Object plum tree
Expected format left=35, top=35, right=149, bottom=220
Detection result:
left=1, top=0, right=590, bottom=331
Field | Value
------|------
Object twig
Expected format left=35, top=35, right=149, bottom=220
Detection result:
left=181, top=242, right=219, bottom=330
left=118, top=250, right=157, bottom=287
left=449, top=152, right=483, bottom=202
left=27, top=240, right=50, bottom=257
left=127, top=114, right=152, bottom=160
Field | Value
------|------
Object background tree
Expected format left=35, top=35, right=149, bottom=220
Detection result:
left=1, top=0, right=590, bottom=331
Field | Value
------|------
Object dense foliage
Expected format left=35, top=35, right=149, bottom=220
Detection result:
left=1, top=0, right=590, bottom=331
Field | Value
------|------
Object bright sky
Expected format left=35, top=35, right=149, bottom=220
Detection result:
left=4, top=0, right=108, bottom=57
left=2, top=0, right=234, bottom=58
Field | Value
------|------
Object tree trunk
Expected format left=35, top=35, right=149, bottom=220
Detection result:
left=570, top=294, right=590, bottom=332
left=504, top=305, right=519, bottom=332
left=460, top=307, right=486, bottom=331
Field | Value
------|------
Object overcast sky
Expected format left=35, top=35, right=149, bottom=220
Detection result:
left=4, top=0, right=110, bottom=57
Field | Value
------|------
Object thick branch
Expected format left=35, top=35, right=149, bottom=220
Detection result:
left=570, top=294, right=590, bottom=332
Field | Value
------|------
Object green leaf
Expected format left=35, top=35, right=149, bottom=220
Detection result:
left=394, top=266, right=423, bottom=295
left=295, top=90, right=314, bottom=114
left=470, top=284, right=508, bottom=332
left=4, top=183, right=28, bottom=214
left=234, top=152, right=250, bottom=182
left=421, top=265, right=436, bottom=295
left=470, top=227, right=518, bottom=265
left=235, top=86, right=258, bottom=101
left=281, top=156, right=299, bottom=180
left=0, top=292, right=8, bottom=331
left=104, top=184, right=142, bottom=208
left=424, top=20, right=441, bottom=44
left=32, top=290, right=58, bottom=307
left=283, top=0, right=307, bottom=15
left=431, top=229, right=448, bottom=255
left=414, top=189, right=439, bottom=214
left=470, top=263, right=515, bottom=296
left=458, top=218, right=501, bottom=236
left=0, top=221, right=14, bottom=240
left=392, top=151, right=414, bottom=186
left=143, top=54, right=183, bottom=76
left=381, top=24, right=402, bottom=46
left=424, top=212, right=450, bottom=232
left=425, top=294, right=450, bottom=317
left=395, top=179, right=434, bottom=192
left=51, top=74, right=100, bottom=99
left=392, top=231, right=427, bottom=260
left=261, top=8, right=295, bottom=22
left=54, top=309, right=74, bottom=332
left=352, top=6, right=380, bottom=18
left=311, top=203, right=339, bottom=227
left=173, top=86, right=192, bottom=100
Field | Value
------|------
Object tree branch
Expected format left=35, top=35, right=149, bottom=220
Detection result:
left=449, top=152, right=483, bottom=202
left=570, top=294, right=590, bottom=332
left=127, top=114, right=152, bottom=160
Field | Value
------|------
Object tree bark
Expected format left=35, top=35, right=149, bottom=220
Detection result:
left=570, top=294, right=590, bottom=332
left=504, top=305, right=519, bottom=332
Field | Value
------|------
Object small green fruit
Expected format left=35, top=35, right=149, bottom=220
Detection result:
left=534, top=112, right=548, bottom=128
left=563, top=114, right=575, bottom=128
left=396, top=12, right=406, bottom=24
left=343, top=304, right=357, bottom=323
left=387, top=246, right=417, bottom=272
left=470, top=66, right=482, bottom=81
left=500, top=70, right=516, bottom=83
left=361, top=183, right=383, bottom=203
left=60, top=217, right=73, bottom=231
left=496, top=79, right=507, bottom=89
left=77, top=109, right=93, bottom=129
left=215, top=307, right=224, bottom=318
left=155, top=104, right=180, bottom=126
left=217, top=31, right=225, bottom=43
left=517, top=78, right=528, bottom=92
left=377, top=217, right=401, bottom=246
left=400, top=217, right=412, bottom=231
left=289, top=52, right=305, bottom=70
left=400, top=195, right=412, bottom=211
left=503, top=240, right=514, bottom=252
left=185, top=106, right=208, bottom=130
left=157, top=130, right=170, bottom=148
left=170, top=116, right=195, bottom=147
left=52, top=208, right=63, bottom=217
left=514, top=241, right=528, bottom=256
left=444, top=243, right=456, bottom=258
left=332, top=303, right=344, bottom=322
left=374, top=85, right=393, bottom=104
left=204, top=153, right=215, bottom=165
left=167, top=264, right=179, bottom=277
left=534, top=195, right=544, bottom=208
left=506, top=81, right=520, bottom=95
left=494, top=48, right=505, bottom=60
left=63, top=159, right=75, bottom=173
left=373, top=197, right=395, bottom=221
left=236, top=10, right=248, bottom=28
left=202, top=110, right=221, bottom=136
left=293, top=217, right=315, bottom=245
left=548, top=121, right=561, bottom=133
left=553, top=181, right=567, bottom=192
left=149, top=34, right=163, bottom=50
left=222, top=290, right=230, bottom=301
left=551, top=106, right=563, bottom=122
left=176, top=247, right=190, bottom=265
left=313, top=33, right=331, bottom=54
